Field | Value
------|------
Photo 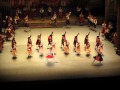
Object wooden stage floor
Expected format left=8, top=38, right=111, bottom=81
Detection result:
left=0, top=25, right=120, bottom=82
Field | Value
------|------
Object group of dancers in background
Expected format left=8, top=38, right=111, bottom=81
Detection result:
left=5, top=31, right=104, bottom=63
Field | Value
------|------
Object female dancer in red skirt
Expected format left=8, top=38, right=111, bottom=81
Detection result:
left=46, top=47, right=57, bottom=63
left=92, top=52, right=103, bottom=64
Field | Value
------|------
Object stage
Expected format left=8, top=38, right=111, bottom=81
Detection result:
left=0, top=25, right=120, bottom=82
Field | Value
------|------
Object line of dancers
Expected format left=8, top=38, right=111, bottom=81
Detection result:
left=9, top=31, right=104, bottom=63
left=87, top=13, right=98, bottom=32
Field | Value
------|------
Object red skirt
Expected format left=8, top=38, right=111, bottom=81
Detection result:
left=46, top=55, right=54, bottom=58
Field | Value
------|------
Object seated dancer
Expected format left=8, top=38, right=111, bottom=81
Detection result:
left=46, top=47, right=57, bottom=63
left=61, top=32, right=66, bottom=48
left=85, top=42, right=91, bottom=56
left=92, top=52, right=103, bottom=64
left=73, top=33, right=79, bottom=51
left=66, top=12, right=71, bottom=27
left=48, top=32, right=53, bottom=49
left=95, top=32, right=101, bottom=49
left=76, top=42, right=81, bottom=55
left=12, top=44, right=17, bottom=58
left=36, top=34, right=41, bottom=49
left=84, top=32, right=90, bottom=49
left=64, top=40, right=70, bottom=54
left=50, top=12, right=57, bottom=25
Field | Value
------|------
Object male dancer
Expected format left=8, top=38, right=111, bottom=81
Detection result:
left=36, top=34, right=41, bottom=49
left=11, top=35, right=16, bottom=52
left=48, top=32, right=53, bottom=49
left=95, top=32, right=101, bottom=49
left=73, top=33, right=79, bottom=51
left=84, top=32, right=90, bottom=48
left=61, top=32, right=66, bottom=48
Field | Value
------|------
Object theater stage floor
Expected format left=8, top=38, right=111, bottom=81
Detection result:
left=0, top=25, right=120, bottom=82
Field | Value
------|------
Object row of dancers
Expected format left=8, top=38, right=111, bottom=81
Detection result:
left=8, top=32, right=104, bottom=63
left=87, top=13, right=97, bottom=32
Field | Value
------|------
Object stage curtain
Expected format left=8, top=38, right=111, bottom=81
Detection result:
left=10, top=0, right=14, bottom=7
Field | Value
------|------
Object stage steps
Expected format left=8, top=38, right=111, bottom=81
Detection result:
left=28, top=21, right=65, bottom=28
